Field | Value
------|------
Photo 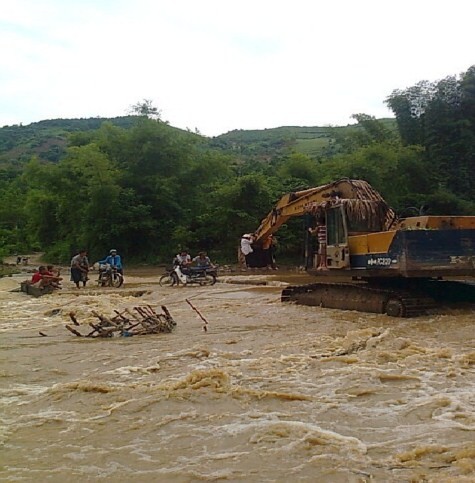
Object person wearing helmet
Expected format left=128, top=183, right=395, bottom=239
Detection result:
left=97, top=249, right=123, bottom=275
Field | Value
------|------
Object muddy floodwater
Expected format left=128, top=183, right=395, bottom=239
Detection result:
left=1, top=268, right=474, bottom=482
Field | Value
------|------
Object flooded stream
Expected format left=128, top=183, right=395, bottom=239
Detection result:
left=1, top=268, right=474, bottom=482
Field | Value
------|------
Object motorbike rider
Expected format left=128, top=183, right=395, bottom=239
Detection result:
left=97, top=249, right=123, bottom=275
left=174, top=250, right=192, bottom=275
left=192, top=251, right=214, bottom=269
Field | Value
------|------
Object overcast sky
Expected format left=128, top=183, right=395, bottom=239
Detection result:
left=1, top=0, right=473, bottom=136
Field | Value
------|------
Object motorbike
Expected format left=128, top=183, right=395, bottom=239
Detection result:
left=159, top=264, right=217, bottom=287
left=98, top=264, right=124, bottom=287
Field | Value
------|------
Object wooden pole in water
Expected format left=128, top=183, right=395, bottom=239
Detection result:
left=185, top=299, right=209, bottom=332
left=65, top=325, right=83, bottom=337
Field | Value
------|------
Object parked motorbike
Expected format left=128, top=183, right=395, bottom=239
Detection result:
left=159, top=264, right=217, bottom=287
left=98, top=264, right=124, bottom=287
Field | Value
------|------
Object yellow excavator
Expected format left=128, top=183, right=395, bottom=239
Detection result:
left=251, top=178, right=475, bottom=317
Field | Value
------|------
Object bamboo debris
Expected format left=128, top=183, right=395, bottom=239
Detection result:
left=65, top=306, right=176, bottom=338
left=68, top=312, right=80, bottom=326
left=304, top=179, right=396, bottom=230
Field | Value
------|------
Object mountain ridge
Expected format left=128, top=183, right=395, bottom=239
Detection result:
left=0, top=115, right=397, bottom=168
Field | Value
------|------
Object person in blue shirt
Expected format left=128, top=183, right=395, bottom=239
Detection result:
left=97, top=249, right=123, bottom=275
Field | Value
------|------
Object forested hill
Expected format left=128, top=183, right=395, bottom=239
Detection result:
left=0, top=116, right=144, bottom=166
left=0, top=116, right=397, bottom=168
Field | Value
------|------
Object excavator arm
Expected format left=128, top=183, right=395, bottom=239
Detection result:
left=253, top=178, right=394, bottom=243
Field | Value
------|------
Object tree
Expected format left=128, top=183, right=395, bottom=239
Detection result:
left=350, top=114, right=396, bottom=144
left=129, top=99, right=162, bottom=120
left=385, top=81, right=435, bottom=145
left=276, top=152, right=320, bottom=188
left=385, top=66, right=475, bottom=211
left=196, top=174, right=274, bottom=256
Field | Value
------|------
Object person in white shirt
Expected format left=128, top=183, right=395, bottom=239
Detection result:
left=240, top=234, right=254, bottom=268
left=174, top=250, right=192, bottom=274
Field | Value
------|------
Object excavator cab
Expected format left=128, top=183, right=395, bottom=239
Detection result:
left=325, top=205, right=350, bottom=269
left=306, top=199, right=395, bottom=274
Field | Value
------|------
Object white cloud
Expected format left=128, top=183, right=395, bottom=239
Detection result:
left=1, top=0, right=474, bottom=135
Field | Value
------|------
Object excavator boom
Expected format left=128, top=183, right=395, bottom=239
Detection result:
left=254, top=178, right=395, bottom=243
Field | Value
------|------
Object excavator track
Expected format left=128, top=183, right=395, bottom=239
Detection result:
left=281, top=282, right=437, bottom=317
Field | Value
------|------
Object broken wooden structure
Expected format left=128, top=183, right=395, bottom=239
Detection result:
left=20, top=281, right=55, bottom=297
left=65, top=305, right=176, bottom=338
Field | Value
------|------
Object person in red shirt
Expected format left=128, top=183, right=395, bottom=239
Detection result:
left=31, top=266, right=62, bottom=289
left=31, top=268, right=44, bottom=285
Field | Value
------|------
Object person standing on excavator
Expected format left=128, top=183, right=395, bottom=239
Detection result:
left=308, top=210, right=328, bottom=270
left=316, top=221, right=328, bottom=270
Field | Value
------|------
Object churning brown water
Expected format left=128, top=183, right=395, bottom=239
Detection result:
left=1, top=269, right=474, bottom=482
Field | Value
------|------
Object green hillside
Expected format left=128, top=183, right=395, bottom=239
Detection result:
left=0, top=116, right=398, bottom=172
left=0, top=116, right=138, bottom=168
left=211, top=119, right=397, bottom=159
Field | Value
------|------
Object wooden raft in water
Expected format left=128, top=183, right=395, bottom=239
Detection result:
left=65, top=305, right=176, bottom=338
left=20, top=281, right=55, bottom=298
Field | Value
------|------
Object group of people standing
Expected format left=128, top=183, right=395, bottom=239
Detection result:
left=27, top=249, right=124, bottom=290
left=27, top=226, right=326, bottom=291
left=70, top=248, right=123, bottom=289
left=239, top=208, right=327, bottom=271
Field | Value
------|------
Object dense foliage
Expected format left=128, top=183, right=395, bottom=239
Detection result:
left=0, top=66, right=473, bottom=265
left=386, top=66, right=475, bottom=211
